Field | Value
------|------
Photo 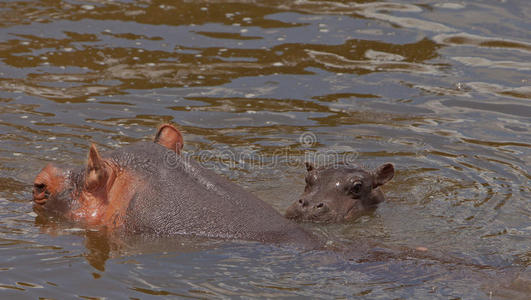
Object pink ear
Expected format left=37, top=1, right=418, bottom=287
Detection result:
left=373, top=163, right=394, bottom=188
left=154, top=124, right=184, bottom=153
left=85, top=144, right=109, bottom=192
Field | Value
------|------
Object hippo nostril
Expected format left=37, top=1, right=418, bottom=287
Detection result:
left=316, top=203, right=324, bottom=209
left=34, top=183, right=46, bottom=193
left=298, top=199, right=308, bottom=207
left=33, top=183, right=48, bottom=204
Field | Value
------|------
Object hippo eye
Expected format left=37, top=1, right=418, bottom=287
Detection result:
left=316, top=203, right=324, bottom=208
left=350, top=181, right=362, bottom=194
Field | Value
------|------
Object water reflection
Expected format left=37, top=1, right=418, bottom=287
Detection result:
left=1, top=36, right=442, bottom=103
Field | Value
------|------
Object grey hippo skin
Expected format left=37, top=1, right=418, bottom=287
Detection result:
left=32, top=124, right=320, bottom=249
left=285, top=162, right=394, bottom=223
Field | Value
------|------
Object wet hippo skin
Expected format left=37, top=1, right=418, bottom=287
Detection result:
left=285, top=162, right=394, bottom=223
left=33, top=124, right=319, bottom=249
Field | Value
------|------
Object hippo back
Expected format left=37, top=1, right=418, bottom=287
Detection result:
left=106, top=142, right=317, bottom=248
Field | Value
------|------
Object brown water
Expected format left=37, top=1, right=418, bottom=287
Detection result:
left=1, top=0, right=530, bottom=298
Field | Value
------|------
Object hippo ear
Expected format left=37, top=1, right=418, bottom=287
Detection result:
left=305, top=162, right=314, bottom=172
left=85, top=144, right=110, bottom=192
left=154, top=124, right=183, bottom=153
left=373, top=163, right=394, bottom=188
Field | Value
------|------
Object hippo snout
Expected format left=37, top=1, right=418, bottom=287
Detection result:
left=33, top=182, right=48, bottom=205
left=284, top=200, right=304, bottom=220
left=285, top=197, right=330, bottom=222
left=33, top=163, right=65, bottom=206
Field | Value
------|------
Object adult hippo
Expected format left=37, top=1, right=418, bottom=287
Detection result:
left=32, top=124, right=319, bottom=248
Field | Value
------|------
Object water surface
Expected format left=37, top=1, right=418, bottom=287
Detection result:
left=0, top=0, right=530, bottom=298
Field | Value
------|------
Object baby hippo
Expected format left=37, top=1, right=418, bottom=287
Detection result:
left=285, top=162, right=394, bottom=223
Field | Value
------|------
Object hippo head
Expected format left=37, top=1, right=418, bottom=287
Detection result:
left=285, top=162, right=394, bottom=223
left=32, top=124, right=183, bottom=226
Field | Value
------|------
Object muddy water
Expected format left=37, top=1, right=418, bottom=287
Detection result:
left=0, top=0, right=530, bottom=298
